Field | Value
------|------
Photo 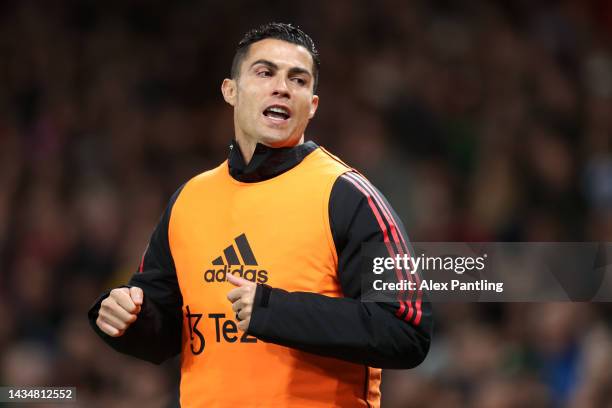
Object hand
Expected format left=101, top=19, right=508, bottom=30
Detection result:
left=226, top=274, right=256, bottom=331
left=96, top=287, right=143, bottom=337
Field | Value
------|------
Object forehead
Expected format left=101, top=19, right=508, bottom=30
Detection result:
left=242, top=38, right=314, bottom=74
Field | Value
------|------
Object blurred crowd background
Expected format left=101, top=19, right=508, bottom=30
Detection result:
left=1, top=0, right=611, bottom=407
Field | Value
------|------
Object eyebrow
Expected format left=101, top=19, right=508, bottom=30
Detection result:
left=250, top=59, right=312, bottom=79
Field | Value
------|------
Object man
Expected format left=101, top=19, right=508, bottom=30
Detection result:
left=88, top=22, right=432, bottom=407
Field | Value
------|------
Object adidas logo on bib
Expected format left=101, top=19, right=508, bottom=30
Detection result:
left=204, top=234, right=269, bottom=284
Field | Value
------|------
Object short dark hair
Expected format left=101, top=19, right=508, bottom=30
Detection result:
left=231, top=22, right=320, bottom=92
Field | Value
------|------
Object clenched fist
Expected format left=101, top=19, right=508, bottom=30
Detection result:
left=226, top=274, right=256, bottom=331
left=96, top=287, right=143, bottom=337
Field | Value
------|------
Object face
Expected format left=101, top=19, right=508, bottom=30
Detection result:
left=222, top=38, right=319, bottom=148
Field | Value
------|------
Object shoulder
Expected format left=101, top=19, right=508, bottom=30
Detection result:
left=312, top=146, right=352, bottom=174
left=329, top=170, right=406, bottom=245
left=330, top=170, right=383, bottom=205
left=175, top=160, right=229, bottom=198
left=185, top=160, right=229, bottom=186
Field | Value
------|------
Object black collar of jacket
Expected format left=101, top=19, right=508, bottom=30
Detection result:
left=228, top=139, right=318, bottom=182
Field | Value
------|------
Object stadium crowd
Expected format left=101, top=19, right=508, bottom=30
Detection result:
left=1, top=1, right=611, bottom=406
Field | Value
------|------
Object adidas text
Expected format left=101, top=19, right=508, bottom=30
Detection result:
left=204, top=264, right=269, bottom=284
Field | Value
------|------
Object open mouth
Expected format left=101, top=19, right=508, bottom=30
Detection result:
left=263, top=105, right=291, bottom=121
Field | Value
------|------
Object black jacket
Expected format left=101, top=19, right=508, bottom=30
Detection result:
left=88, top=141, right=433, bottom=368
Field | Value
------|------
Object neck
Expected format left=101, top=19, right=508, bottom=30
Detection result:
left=236, top=136, right=258, bottom=164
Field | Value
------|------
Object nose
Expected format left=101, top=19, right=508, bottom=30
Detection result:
left=272, top=76, right=290, bottom=99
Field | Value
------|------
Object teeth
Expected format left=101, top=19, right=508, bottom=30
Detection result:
left=268, top=107, right=288, bottom=115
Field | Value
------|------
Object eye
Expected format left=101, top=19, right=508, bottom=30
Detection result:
left=291, top=77, right=306, bottom=86
left=257, top=69, right=272, bottom=77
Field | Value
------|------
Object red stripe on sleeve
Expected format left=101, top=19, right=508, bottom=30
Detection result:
left=341, top=174, right=411, bottom=320
left=346, top=172, right=423, bottom=325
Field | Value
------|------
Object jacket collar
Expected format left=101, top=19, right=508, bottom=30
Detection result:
left=228, top=139, right=318, bottom=182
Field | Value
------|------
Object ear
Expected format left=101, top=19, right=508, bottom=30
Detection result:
left=308, top=94, right=319, bottom=119
left=221, top=78, right=237, bottom=106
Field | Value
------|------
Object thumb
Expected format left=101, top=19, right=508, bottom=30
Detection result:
left=226, top=272, right=254, bottom=287
left=130, top=286, right=144, bottom=306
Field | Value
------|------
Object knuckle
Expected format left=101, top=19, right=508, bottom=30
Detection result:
left=98, top=304, right=113, bottom=316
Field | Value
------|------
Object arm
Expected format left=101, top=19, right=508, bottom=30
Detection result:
left=246, top=172, right=433, bottom=369
left=87, top=187, right=184, bottom=364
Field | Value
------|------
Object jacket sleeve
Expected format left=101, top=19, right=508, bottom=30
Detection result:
left=247, top=171, right=433, bottom=369
left=87, top=187, right=184, bottom=365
